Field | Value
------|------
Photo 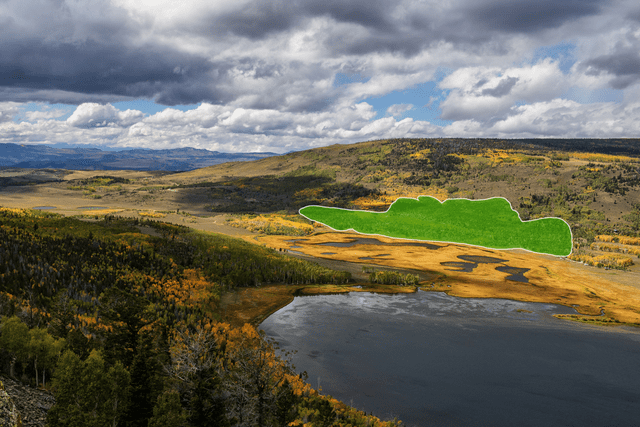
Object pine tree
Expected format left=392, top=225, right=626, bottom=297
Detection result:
left=148, top=390, right=188, bottom=427
left=48, top=349, right=131, bottom=427
left=122, top=331, right=162, bottom=427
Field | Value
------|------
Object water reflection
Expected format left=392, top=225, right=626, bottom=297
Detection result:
left=261, top=291, right=640, bottom=427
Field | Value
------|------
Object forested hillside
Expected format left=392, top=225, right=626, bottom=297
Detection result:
left=0, top=207, right=399, bottom=427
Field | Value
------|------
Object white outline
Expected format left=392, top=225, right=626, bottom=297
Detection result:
left=299, top=195, right=573, bottom=257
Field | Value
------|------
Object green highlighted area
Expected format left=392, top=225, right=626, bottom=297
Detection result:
left=300, top=196, right=572, bottom=256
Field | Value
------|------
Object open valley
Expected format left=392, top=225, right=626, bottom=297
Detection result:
left=2, top=138, right=640, bottom=426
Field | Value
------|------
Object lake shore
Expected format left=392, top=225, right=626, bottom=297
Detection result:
left=258, top=232, right=640, bottom=327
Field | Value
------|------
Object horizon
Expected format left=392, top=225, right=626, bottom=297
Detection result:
left=2, top=1, right=640, bottom=153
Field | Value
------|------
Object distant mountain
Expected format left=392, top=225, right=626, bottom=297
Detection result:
left=0, top=143, right=278, bottom=171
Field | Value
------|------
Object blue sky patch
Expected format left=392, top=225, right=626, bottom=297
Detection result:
left=562, top=87, right=623, bottom=104
left=531, top=42, right=576, bottom=74
left=112, top=100, right=201, bottom=116
left=362, top=81, right=453, bottom=126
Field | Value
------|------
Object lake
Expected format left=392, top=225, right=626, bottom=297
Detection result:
left=260, top=291, right=640, bottom=427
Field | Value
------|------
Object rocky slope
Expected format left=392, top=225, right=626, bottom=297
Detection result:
left=0, top=377, right=54, bottom=427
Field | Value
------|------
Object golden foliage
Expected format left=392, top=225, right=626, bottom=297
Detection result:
left=568, top=152, right=640, bottom=163
left=409, top=148, right=431, bottom=159
left=568, top=252, right=634, bottom=269
left=294, top=188, right=322, bottom=199
left=590, top=242, right=640, bottom=256
left=139, top=211, right=166, bottom=218
left=227, top=214, right=314, bottom=236
left=0, top=207, right=33, bottom=217
left=596, top=235, right=640, bottom=246
left=352, top=190, right=450, bottom=210
left=82, top=209, right=123, bottom=216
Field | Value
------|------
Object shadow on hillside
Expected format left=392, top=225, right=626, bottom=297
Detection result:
left=172, top=174, right=379, bottom=213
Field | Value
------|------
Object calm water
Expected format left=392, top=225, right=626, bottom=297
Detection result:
left=260, top=291, right=640, bottom=427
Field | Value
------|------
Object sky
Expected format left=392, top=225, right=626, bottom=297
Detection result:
left=1, top=0, right=640, bottom=153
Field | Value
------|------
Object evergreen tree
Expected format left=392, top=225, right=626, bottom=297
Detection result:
left=275, top=378, right=299, bottom=427
left=148, top=390, right=188, bottom=427
left=122, top=331, right=163, bottom=427
left=49, top=292, right=76, bottom=339
left=65, top=327, right=92, bottom=360
left=100, top=287, right=148, bottom=367
left=48, top=349, right=131, bottom=427
left=46, top=350, right=83, bottom=427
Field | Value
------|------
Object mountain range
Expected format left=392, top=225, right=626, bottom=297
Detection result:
left=0, top=143, right=278, bottom=171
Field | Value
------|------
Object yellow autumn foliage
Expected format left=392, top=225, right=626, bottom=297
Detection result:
left=590, top=242, right=640, bottom=256
left=569, top=152, right=640, bottom=163
left=596, top=235, right=640, bottom=246
left=568, top=252, right=634, bottom=269
left=228, top=214, right=314, bottom=236
left=139, top=211, right=166, bottom=218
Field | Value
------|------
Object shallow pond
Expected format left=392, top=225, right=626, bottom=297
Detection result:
left=315, top=238, right=441, bottom=249
left=31, top=206, right=56, bottom=210
left=260, top=291, right=640, bottom=427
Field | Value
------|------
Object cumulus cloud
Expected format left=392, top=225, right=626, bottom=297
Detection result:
left=66, top=103, right=144, bottom=128
left=1, top=101, right=435, bottom=152
left=386, top=104, right=414, bottom=117
left=0, top=102, right=20, bottom=123
left=24, top=108, right=69, bottom=122
left=3, top=96, right=640, bottom=152
left=488, top=99, right=640, bottom=137
left=481, top=77, right=519, bottom=98
left=438, top=60, right=568, bottom=121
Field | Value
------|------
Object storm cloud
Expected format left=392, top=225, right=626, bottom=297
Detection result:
left=1, top=0, right=639, bottom=151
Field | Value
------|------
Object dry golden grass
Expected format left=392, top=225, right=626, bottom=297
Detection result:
left=259, top=232, right=640, bottom=326
left=219, top=285, right=300, bottom=327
